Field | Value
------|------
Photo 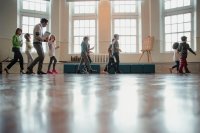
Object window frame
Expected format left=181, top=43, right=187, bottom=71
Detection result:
left=111, top=1, right=140, bottom=54
left=70, top=1, right=98, bottom=54
left=19, top=0, right=50, bottom=53
left=161, top=0, right=195, bottom=52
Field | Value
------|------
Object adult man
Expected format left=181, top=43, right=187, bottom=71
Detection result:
left=26, top=18, right=48, bottom=74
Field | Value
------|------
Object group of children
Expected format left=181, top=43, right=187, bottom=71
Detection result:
left=76, top=34, right=122, bottom=74
left=4, top=18, right=59, bottom=74
left=169, top=36, right=196, bottom=74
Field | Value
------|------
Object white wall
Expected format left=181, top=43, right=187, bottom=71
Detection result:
left=0, top=0, right=199, bottom=64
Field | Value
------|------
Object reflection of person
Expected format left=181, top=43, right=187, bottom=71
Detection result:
left=24, top=33, right=33, bottom=68
left=4, top=28, right=25, bottom=74
left=112, top=34, right=122, bottom=73
left=77, top=36, right=93, bottom=73
left=26, top=18, right=48, bottom=74
left=169, top=42, right=180, bottom=74
left=47, top=35, right=59, bottom=74
left=178, top=36, right=196, bottom=74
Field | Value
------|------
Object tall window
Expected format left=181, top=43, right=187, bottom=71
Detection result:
left=112, top=1, right=140, bottom=53
left=19, top=0, right=50, bottom=52
left=163, top=0, right=195, bottom=52
left=70, top=1, right=98, bottom=54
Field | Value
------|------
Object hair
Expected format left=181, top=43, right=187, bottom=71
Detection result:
left=172, top=42, right=179, bottom=49
left=114, top=34, right=119, bottom=39
left=24, top=33, right=30, bottom=40
left=49, top=34, right=56, bottom=42
left=40, top=18, right=48, bottom=24
left=181, top=36, right=187, bottom=42
left=15, top=28, right=22, bottom=34
left=83, top=36, right=89, bottom=41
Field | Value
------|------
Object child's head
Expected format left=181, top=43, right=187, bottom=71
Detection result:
left=172, top=42, right=179, bottom=49
left=83, top=36, right=89, bottom=42
left=24, top=33, right=30, bottom=40
left=15, top=28, right=22, bottom=35
left=114, top=34, right=119, bottom=40
left=49, top=34, right=56, bottom=42
left=181, top=36, right=187, bottom=42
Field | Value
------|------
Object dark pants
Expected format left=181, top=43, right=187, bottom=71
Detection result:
left=113, top=52, right=120, bottom=72
left=104, top=57, right=117, bottom=72
left=48, top=56, right=57, bottom=71
left=28, top=42, right=44, bottom=72
left=172, top=61, right=179, bottom=71
left=7, top=47, right=24, bottom=70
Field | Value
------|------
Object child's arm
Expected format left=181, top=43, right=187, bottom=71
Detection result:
left=188, top=48, right=196, bottom=55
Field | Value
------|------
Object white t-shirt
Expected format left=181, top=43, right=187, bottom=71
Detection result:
left=48, top=41, right=56, bottom=57
left=173, top=49, right=180, bottom=61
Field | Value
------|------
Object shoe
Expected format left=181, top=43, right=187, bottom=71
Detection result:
left=169, top=68, right=172, bottom=73
left=37, top=71, right=46, bottom=74
left=76, top=70, right=81, bottom=74
left=4, top=68, right=9, bottom=74
left=52, top=70, right=58, bottom=74
left=47, top=70, right=53, bottom=74
left=26, top=69, right=33, bottom=74
left=116, top=70, right=121, bottom=74
left=20, top=70, right=25, bottom=74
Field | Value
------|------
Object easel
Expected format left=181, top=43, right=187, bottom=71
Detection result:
left=138, top=36, right=154, bottom=62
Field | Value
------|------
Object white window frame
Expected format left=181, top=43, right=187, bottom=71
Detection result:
left=161, top=0, right=195, bottom=52
left=111, top=1, right=140, bottom=54
left=70, top=1, right=98, bottom=54
left=19, top=0, right=50, bottom=53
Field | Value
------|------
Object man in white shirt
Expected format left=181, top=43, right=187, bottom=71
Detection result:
left=26, top=18, right=48, bottom=74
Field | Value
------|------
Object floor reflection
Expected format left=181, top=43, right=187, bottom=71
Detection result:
left=0, top=74, right=200, bottom=133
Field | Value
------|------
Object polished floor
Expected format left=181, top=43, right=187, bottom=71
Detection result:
left=0, top=74, right=200, bottom=133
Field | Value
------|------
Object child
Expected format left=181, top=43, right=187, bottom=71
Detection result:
left=47, top=34, right=59, bottom=74
left=77, top=36, right=93, bottom=74
left=103, top=39, right=117, bottom=74
left=24, top=33, right=33, bottom=68
left=169, top=42, right=180, bottom=73
left=178, top=36, right=196, bottom=73
left=4, top=28, right=25, bottom=74
left=112, top=34, right=122, bottom=73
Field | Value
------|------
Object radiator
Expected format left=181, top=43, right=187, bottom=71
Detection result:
left=91, top=54, right=109, bottom=63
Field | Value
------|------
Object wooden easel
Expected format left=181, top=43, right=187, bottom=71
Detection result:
left=138, top=36, right=154, bottom=62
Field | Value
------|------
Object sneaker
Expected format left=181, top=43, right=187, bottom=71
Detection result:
left=169, top=68, right=172, bottom=73
left=52, top=70, right=58, bottom=74
left=26, top=69, right=33, bottom=74
left=47, top=70, right=53, bottom=74
left=37, top=71, right=47, bottom=74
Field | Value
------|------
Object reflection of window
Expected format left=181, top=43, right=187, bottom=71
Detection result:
left=112, top=1, right=140, bottom=53
left=70, top=1, right=98, bottom=54
left=19, top=0, right=50, bottom=53
left=163, top=0, right=194, bottom=52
